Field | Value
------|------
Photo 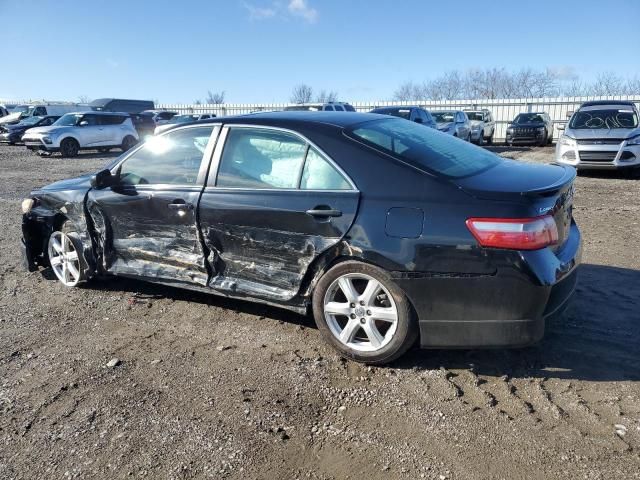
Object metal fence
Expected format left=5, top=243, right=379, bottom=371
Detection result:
left=157, top=95, right=640, bottom=141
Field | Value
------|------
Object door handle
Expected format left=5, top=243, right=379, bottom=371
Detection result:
left=168, top=200, right=194, bottom=210
left=306, top=207, right=342, bottom=218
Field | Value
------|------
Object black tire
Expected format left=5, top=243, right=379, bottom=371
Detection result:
left=476, top=131, right=484, bottom=146
left=487, top=133, right=493, bottom=145
left=538, top=129, right=547, bottom=147
left=121, top=135, right=137, bottom=152
left=60, top=138, right=79, bottom=158
left=312, top=261, right=418, bottom=365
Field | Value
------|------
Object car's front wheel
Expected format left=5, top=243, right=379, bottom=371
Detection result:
left=313, top=261, right=417, bottom=365
left=60, top=138, right=79, bottom=158
left=121, top=135, right=138, bottom=152
left=47, top=221, right=88, bottom=287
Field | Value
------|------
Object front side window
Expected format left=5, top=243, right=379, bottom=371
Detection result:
left=217, top=128, right=306, bottom=189
left=81, top=115, right=99, bottom=126
left=118, top=126, right=213, bottom=186
left=347, top=118, right=501, bottom=178
left=301, top=148, right=351, bottom=190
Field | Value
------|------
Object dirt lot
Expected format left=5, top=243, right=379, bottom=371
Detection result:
left=0, top=144, right=639, bottom=480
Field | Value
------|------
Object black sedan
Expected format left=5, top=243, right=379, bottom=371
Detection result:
left=21, top=112, right=581, bottom=364
left=506, top=112, right=554, bottom=146
left=0, top=115, right=59, bottom=144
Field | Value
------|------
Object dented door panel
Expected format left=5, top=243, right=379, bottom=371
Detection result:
left=87, top=185, right=209, bottom=285
left=199, top=189, right=360, bottom=301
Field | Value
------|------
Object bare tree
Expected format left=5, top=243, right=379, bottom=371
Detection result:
left=291, top=84, right=313, bottom=104
left=205, top=90, right=225, bottom=104
left=625, top=76, right=640, bottom=95
left=316, top=89, right=338, bottom=103
left=194, top=99, right=202, bottom=105
left=563, top=80, right=588, bottom=97
left=77, top=95, right=91, bottom=103
left=590, top=72, right=624, bottom=96
left=393, top=81, right=426, bottom=101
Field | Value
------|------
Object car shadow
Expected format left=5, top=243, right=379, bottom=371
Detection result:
left=484, top=145, right=533, bottom=154
left=577, top=169, right=639, bottom=180
left=85, top=275, right=312, bottom=328
left=50, top=263, right=639, bottom=381
left=395, top=263, right=640, bottom=382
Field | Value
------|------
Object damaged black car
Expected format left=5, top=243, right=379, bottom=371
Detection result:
left=21, top=112, right=581, bottom=364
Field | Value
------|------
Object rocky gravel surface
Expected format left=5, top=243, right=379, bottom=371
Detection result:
left=0, top=144, right=639, bottom=479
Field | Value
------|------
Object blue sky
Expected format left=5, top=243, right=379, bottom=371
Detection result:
left=1, top=0, right=638, bottom=103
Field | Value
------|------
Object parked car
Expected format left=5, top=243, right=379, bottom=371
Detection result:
left=141, top=110, right=178, bottom=125
left=284, top=102, right=356, bottom=112
left=464, top=109, right=495, bottom=145
left=130, top=113, right=156, bottom=139
left=153, top=113, right=216, bottom=135
left=506, top=112, right=553, bottom=146
left=89, top=98, right=155, bottom=113
left=24, top=103, right=91, bottom=118
left=0, top=115, right=59, bottom=144
left=431, top=110, right=472, bottom=140
left=555, top=100, right=640, bottom=175
left=369, top=106, right=436, bottom=129
left=21, top=112, right=581, bottom=364
left=22, top=111, right=139, bottom=157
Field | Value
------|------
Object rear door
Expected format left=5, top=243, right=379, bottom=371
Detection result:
left=198, top=125, right=360, bottom=301
left=87, top=125, right=219, bottom=285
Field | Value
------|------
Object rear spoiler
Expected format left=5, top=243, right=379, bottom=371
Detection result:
left=521, top=165, right=576, bottom=197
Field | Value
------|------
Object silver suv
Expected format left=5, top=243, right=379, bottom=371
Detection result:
left=22, top=111, right=139, bottom=157
left=556, top=101, right=640, bottom=175
left=431, top=110, right=472, bottom=141
left=464, top=109, right=495, bottom=145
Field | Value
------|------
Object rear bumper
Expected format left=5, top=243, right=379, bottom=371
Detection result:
left=396, top=222, right=582, bottom=348
left=0, top=132, right=21, bottom=143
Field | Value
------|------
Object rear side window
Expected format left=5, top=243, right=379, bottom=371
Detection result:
left=99, top=115, right=126, bottom=125
left=301, top=148, right=351, bottom=190
left=344, top=104, right=356, bottom=112
left=334, top=105, right=345, bottom=111
left=347, top=118, right=501, bottom=178
left=217, top=128, right=307, bottom=189
left=323, top=105, right=334, bottom=111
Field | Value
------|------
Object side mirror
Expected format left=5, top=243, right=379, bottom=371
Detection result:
left=79, top=120, right=89, bottom=126
left=414, top=117, right=423, bottom=124
left=90, top=169, right=116, bottom=189
left=557, top=124, right=566, bottom=131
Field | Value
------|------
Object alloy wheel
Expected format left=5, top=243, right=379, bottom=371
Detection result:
left=323, top=273, right=398, bottom=352
left=47, top=231, right=81, bottom=287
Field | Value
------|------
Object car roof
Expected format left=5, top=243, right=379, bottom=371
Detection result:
left=192, top=111, right=383, bottom=129
left=580, top=100, right=636, bottom=108
left=372, top=106, right=419, bottom=111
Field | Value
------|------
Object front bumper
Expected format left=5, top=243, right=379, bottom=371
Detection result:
left=396, top=222, right=582, bottom=348
left=506, top=131, right=545, bottom=145
left=0, top=132, right=22, bottom=143
left=555, top=142, right=640, bottom=170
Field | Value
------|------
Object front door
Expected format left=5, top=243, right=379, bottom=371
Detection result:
left=87, top=125, right=219, bottom=286
left=77, top=113, right=103, bottom=146
left=198, top=125, right=360, bottom=301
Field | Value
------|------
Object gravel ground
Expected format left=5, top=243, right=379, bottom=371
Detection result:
left=0, top=144, right=639, bottom=480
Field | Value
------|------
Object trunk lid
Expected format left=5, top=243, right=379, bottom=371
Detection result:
left=455, top=160, right=576, bottom=250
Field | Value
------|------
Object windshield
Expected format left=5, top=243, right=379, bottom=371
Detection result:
left=514, top=113, right=544, bottom=124
left=347, top=118, right=501, bottom=178
left=12, top=105, right=30, bottom=114
left=53, top=113, right=83, bottom=126
left=432, top=112, right=455, bottom=123
left=466, top=112, right=484, bottom=121
left=569, top=109, right=638, bottom=130
left=20, top=116, right=43, bottom=126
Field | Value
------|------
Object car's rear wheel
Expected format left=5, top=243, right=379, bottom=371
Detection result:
left=60, top=138, right=79, bottom=158
left=313, top=261, right=417, bottom=365
left=487, top=132, right=494, bottom=145
left=121, top=135, right=137, bottom=152
left=476, top=130, right=484, bottom=146
left=47, top=221, right=87, bottom=287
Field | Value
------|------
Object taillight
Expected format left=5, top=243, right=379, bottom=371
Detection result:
left=466, top=215, right=559, bottom=250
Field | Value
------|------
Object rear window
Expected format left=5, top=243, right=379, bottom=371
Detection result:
left=346, top=118, right=501, bottom=178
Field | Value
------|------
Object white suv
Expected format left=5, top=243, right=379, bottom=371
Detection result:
left=22, top=111, right=139, bottom=157
left=464, top=109, right=496, bottom=145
